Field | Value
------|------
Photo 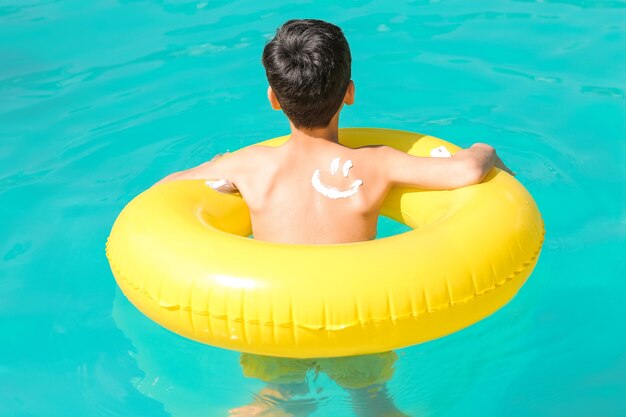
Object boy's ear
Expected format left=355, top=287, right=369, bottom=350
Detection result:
left=267, top=86, right=282, bottom=110
left=343, top=80, right=355, bottom=106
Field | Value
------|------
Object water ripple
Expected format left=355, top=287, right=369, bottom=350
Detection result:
left=580, top=85, right=625, bottom=99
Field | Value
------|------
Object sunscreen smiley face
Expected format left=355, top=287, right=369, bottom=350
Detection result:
left=312, top=158, right=363, bottom=199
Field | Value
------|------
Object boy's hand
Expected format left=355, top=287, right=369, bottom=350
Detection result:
left=210, top=152, right=230, bottom=162
left=494, top=154, right=515, bottom=176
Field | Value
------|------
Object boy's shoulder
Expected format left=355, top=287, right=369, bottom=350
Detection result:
left=214, top=141, right=390, bottom=176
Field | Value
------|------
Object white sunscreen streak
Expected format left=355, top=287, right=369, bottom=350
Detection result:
left=312, top=171, right=363, bottom=199
left=341, top=160, right=353, bottom=178
left=430, top=146, right=452, bottom=158
left=330, top=157, right=341, bottom=175
left=205, top=179, right=239, bottom=194
left=311, top=158, right=363, bottom=199
left=206, top=179, right=229, bottom=188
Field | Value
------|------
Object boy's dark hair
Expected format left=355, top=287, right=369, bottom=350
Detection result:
left=262, top=19, right=352, bottom=129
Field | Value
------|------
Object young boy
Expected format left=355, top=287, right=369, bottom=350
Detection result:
left=158, top=19, right=507, bottom=417
left=158, top=19, right=501, bottom=245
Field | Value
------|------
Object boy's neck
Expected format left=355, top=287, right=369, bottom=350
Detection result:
left=288, top=116, right=340, bottom=144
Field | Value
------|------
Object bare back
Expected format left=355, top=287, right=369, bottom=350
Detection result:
left=160, top=133, right=496, bottom=245
left=231, top=140, right=390, bottom=244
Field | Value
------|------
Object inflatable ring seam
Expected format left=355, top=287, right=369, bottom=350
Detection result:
left=106, top=226, right=543, bottom=328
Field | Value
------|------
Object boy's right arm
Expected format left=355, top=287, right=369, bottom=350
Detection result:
left=155, top=149, right=249, bottom=187
left=381, top=143, right=497, bottom=190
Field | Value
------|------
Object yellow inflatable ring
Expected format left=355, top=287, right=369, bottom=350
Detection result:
left=106, top=128, right=544, bottom=358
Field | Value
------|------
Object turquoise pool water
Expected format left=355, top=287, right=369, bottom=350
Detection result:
left=1, top=1, right=625, bottom=416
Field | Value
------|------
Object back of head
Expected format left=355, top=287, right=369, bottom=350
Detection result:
left=262, top=19, right=352, bottom=129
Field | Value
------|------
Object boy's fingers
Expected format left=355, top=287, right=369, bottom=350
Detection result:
left=210, top=151, right=231, bottom=162
left=494, top=155, right=515, bottom=176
